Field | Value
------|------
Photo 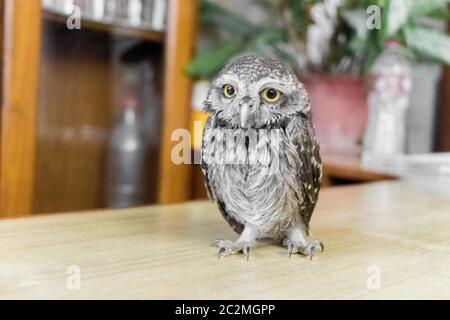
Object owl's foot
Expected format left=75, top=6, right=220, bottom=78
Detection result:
left=213, top=239, right=254, bottom=260
left=282, top=238, right=324, bottom=260
left=213, top=224, right=259, bottom=260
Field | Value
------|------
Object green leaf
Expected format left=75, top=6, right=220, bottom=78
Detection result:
left=186, top=41, right=243, bottom=79
left=384, top=0, right=412, bottom=38
left=250, top=29, right=287, bottom=51
left=341, top=9, right=368, bottom=40
left=384, top=0, right=448, bottom=39
left=287, top=0, right=310, bottom=37
left=348, top=37, right=366, bottom=52
left=362, top=24, right=383, bottom=75
left=404, top=26, right=450, bottom=65
left=409, top=0, right=449, bottom=19
left=201, top=0, right=257, bottom=37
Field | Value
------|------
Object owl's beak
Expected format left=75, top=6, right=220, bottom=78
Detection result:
left=240, top=103, right=250, bottom=128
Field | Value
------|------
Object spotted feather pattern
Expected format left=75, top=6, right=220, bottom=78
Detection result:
left=201, top=113, right=322, bottom=238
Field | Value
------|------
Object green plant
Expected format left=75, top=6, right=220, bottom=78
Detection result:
left=186, top=0, right=289, bottom=79
left=187, top=0, right=450, bottom=79
left=340, top=0, right=450, bottom=74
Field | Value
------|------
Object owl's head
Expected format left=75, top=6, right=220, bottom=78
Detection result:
left=204, top=55, right=311, bottom=129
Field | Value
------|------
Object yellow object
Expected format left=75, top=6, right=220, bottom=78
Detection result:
left=191, top=110, right=210, bottom=150
left=191, top=81, right=211, bottom=150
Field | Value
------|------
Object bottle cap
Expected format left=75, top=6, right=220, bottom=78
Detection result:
left=124, top=96, right=138, bottom=109
left=385, top=38, right=402, bottom=47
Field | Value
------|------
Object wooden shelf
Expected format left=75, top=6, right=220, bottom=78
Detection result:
left=43, top=9, right=165, bottom=43
left=322, top=154, right=396, bottom=186
left=1, top=0, right=198, bottom=216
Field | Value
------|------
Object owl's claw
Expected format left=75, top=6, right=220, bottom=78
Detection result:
left=288, top=242, right=295, bottom=258
left=218, top=247, right=226, bottom=258
left=283, top=239, right=324, bottom=260
left=213, top=239, right=254, bottom=260
left=243, top=246, right=251, bottom=260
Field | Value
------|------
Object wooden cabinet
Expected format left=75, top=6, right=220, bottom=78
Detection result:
left=1, top=0, right=41, bottom=217
left=1, top=0, right=198, bottom=217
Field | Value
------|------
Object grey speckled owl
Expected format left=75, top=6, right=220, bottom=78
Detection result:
left=201, top=56, right=323, bottom=259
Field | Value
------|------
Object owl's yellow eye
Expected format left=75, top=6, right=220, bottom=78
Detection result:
left=261, top=88, right=282, bottom=103
left=222, top=84, right=237, bottom=98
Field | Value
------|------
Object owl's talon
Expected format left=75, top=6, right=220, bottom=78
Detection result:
left=213, top=239, right=254, bottom=259
left=309, top=247, right=315, bottom=261
left=283, top=239, right=324, bottom=259
left=218, top=247, right=226, bottom=258
left=243, top=246, right=251, bottom=260
left=288, top=243, right=295, bottom=258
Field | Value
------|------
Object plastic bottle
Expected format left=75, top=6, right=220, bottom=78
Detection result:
left=105, top=97, right=148, bottom=208
left=362, top=39, right=412, bottom=169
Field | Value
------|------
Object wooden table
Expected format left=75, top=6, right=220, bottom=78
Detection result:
left=1, top=181, right=449, bottom=299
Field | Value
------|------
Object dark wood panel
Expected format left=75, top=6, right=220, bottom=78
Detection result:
left=33, top=21, right=114, bottom=213
left=43, top=9, right=165, bottom=43
left=437, top=65, right=450, bottom=151
left=34, top=20, right=165, bottom=213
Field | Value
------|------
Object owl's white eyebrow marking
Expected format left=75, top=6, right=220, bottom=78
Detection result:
left=254, top=78, right=290, bottom=92
left=214, top=74, right=242, bottom=88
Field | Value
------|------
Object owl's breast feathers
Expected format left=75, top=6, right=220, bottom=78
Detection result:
left=201, top=113, right=322, bottom=236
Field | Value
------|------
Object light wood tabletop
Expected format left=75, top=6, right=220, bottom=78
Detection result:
left=1, top=181, right=449, bottom=299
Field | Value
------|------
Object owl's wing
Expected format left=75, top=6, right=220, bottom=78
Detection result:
left=201, top=116, right=216, bottom=201
left=291, top=115, right=322, bottom=228
left=201, top=115, right=245, bottom=235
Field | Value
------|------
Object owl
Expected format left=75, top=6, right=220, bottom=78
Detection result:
left=201, top=56, right=323, bottom=259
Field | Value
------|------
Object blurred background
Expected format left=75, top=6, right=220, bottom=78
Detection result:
left=0, top=0, right=449, bottom=218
